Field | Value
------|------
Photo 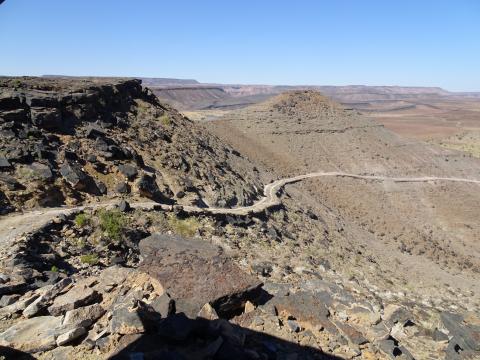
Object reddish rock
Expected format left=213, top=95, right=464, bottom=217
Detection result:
left=273, top=292, right=336, bottom=333
left=139, top=234, right=262, bottom=317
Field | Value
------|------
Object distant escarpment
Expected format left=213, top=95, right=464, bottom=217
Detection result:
left=0, top=77, right=262, bottom=214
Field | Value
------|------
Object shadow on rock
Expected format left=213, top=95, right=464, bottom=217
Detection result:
left=110, top=234, right=344, bottom=359
left=109, top=312, right=344, bottom=360
left=0, top=346, right=36, bottom=359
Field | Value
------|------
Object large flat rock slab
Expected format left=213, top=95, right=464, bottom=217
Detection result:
left=48, top=284, right=100, bottom=316
left=139, top=234, right=262, bottom=317
left=272, top=291, right=331, bottom=329
left=0, top=316, right=63, bottom=353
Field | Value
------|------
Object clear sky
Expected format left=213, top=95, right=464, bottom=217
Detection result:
left=1, top=0, right=479, bottom=91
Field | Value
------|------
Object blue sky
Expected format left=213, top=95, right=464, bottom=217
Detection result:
left=1, top=0, right=479, bottom=91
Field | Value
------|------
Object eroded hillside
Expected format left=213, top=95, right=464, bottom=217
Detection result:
left=206, top=91, right=480, bottom=297
left=0, top=77, right=263, bottom=214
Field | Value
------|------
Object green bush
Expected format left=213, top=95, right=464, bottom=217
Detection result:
left=168, top=214, right=200, bottom=237
left=50, top=265, right=59, bottom=273
left=74, top=213, right=90, bottom=227
left=80, top=254, right=99, bottom=266
left=98, top=209, right=127, bottom=241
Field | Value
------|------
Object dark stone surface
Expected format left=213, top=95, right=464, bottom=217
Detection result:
left=139, top=234, right=263, bottom=318
left=0, top=174, right=21, bottom=190
left=110, top=306, right=145, bottom=335
left=30, top=107, right=62, bottom=130
left=333, top=321, right=368, bottom=345
left=85, top=126, right=105, bottom=139
left=0, top=191, right=14, bottom=214
left=136, top=174, right=160, bottom=199
left=115, top=182, right=129, bottom=194
left=156, top=313, right=199, bottom=341
left=376, top=337, right=414, bottom=360
left=441, top=312, right=480, bottom=352
left=432, top=328, right=449, bottom=342
left=0, top=157, right=11, bottom=170
left=94, top=138, right=109, bottom=152
left=0, top=294, right=20, bottom=307
left=149, top=293, right=175, bottom=318
left=118, top=164, right=138, bottom=180
left=0, top=108, right=29, bottom=123
left=26, top=94, right=59, bottom=108
left=48, top=285, right=100, bottom=316
left=59, top=162, right=88, bottom=190
left=0, top=156, right=12, bottom=170
left=97, top=181, right=107, bottom=195
left=272, top=291, right=330, bottom=329
left=27, top=162, right=53, bottom=181
left=0, top=93, right=23, bottom=111
left=385, top=306, right=414, bottom=327
left=118, top=200, right=131, bottom=213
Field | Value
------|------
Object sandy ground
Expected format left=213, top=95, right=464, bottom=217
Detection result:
left=367, top=98, right=480, bottom=140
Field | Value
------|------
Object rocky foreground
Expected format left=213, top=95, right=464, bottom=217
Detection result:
left=0, top=203, right=479, bottom=359
left=0, top=78, right=479, bottom=359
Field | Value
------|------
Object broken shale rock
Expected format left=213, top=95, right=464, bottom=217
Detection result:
left=23, top=277, right=72, bottom=318
left=55, top=326, right=86, bottom=346
left=0, top=315, right=63, bottom=353
left=63, top=303, right=105, bottom=328
left=110, top=306, right=145, bottom=335
left=48, top=284, right=100, bottom=316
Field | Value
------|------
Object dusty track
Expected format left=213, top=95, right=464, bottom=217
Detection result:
left=1, top=172, right=479, bottom=245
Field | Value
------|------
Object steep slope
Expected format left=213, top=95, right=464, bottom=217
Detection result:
left=0, top=77, right=262, bottom=214
left=151, top=86, right=231, bottom=110
left=205, top=91, right=480, bottom=297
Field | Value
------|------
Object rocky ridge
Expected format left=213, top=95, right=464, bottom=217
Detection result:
left=0, top=76, right=262, bottom=214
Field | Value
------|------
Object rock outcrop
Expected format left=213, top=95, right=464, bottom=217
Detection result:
left=139, top=234, right=263, bottom=317
left=0, top=76, right=262, bottom=213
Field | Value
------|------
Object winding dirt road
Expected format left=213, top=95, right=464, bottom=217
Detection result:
left=1, top=171, right=479, bottom=245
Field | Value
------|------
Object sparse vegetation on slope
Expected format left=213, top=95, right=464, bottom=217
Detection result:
left=167, top=213, right=200, bottom=237
left=80, top=253, right=99, bottom=265
left=159, top=113, right=171, bottom=126
left=74, top=213, right=90, bottom=227
left=98, top=209, right=127, bottom=242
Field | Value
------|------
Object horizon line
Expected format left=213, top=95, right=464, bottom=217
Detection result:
left=1, top=73, right=480, bottom=93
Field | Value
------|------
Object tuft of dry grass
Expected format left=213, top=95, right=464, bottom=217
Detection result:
left=167, top=214, right=200, bottom=237
left=80, top=253, right=99, bottom=265
left=159, top=113, right=171, bottom=126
